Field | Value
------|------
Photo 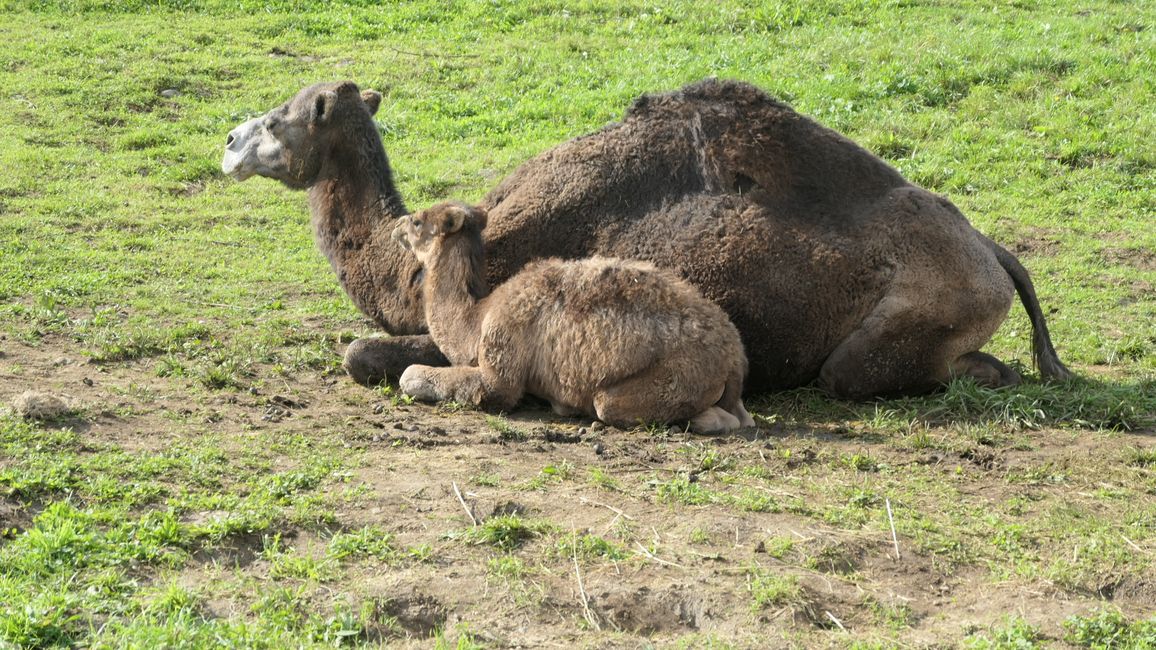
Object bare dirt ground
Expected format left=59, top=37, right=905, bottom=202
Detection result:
left=2, top=331, right=1155, bottom=647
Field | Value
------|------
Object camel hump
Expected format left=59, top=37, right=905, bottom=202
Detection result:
left=625, top=78, right=794, bottom=120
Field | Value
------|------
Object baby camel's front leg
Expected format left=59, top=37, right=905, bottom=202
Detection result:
left=398, top=364, right=520, bottom=411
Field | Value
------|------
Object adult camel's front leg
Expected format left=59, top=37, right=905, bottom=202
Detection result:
left=342, top=335, right=449, bottom=386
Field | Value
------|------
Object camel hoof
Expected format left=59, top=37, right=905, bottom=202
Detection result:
left=733, top=400, right=756, bottom=428
left=689, top=406, right=741, bottom=435
left=398, top=365, right=441, bottom=402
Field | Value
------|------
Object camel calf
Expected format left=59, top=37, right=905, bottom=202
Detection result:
left=391, top=202, right=755, bottom=434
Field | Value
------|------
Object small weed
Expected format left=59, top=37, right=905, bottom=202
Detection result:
left=747, top=568, right=803, bottom=612
left=655, top=475, right=716, bottom=506
left=407, top=544, right=434, bottom=563
left=144, top=582, right=203, bottom=616
left=487, top=555, right=527, bottom=581
left=327, top=526, right=399, bottom=562
left=250, top=585, right=309, bottom=630
left=486, top=415, right=525, bottom=441
left=696, top=447, right=734, bottom=473
left=688, top=528, right=712, bottom=545
left=519, top=460, right=574, bottom=490
left=587, top=467, right=621, bottom=491
left=964, top=616, right=1042, bottom=649
left=270, top=553, right=336, bottom=582
left=437, top=400, right=473, bottom=413
left=1127, top=447, right=1156, bottom=467
left=471, top=472, right=501, bottom=487
left=1063, top=608, right=1156, bottom=649
left=554, top=531, right=628, bottom=561
left=762, top=536, right=794, bottom=559
left=729, top=488, right=778, bottom=513
left=463, top=515, right=553, bottom=551
left=843, top=452, right=879, bottom=472
left=434, top=625, right=487, bottom=650
left=864, top=597, right=913, bottom=631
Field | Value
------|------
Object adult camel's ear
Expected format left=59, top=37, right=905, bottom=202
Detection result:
left=311, top=91, right=339, bottom=124
left=360, top=90, right=382, bottom=116
left=434, top=205, right=469, bottom=235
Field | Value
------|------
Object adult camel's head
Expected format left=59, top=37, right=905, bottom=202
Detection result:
left=221, top=81, right=383, bottom=188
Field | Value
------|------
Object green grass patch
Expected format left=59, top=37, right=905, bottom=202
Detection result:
left=0, top=0, right=1153, bottom=646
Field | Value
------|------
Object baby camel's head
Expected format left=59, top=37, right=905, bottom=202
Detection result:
left=392, top=201, right=488, bottom=266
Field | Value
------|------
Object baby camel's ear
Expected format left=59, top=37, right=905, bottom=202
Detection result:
left=360, top=89, right=382, bottom=116
left=433, top=204, right=470, bottom=235
left=390, top=220, right=410, bottom=250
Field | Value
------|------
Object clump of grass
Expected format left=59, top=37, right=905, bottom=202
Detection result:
left=485, top=415, right=525, bottom=441
left=518, top=460, right=575, bottom=490
left=487, top=555, right=527, bottom=581
left=964, top=616, right=1041, bottom=649
left=587, top=467, right=620, bottom=491
left=471, top=472, right=501, bottom=487
left=327, top=526, right=399, bottom=562
left=842, top=452, right=879, bottom=472
left=923, top=378, right=1156, bottom=432
left=864, top=597, right=913, bottom=631
left=655, top=475, right=716, bottom=506
left=143, top=582, right=204, bottom=617
left=1127, top=447, right=1156, bottom=467
left=1063, top=608, right=1156, bottom=649
left=747, top=568, right=804, bottom=612
left=463, top=515, right=553, bottom=551
left=554, top=532, right=628, bottom=561
left=761, top=536, right=795, bottom=560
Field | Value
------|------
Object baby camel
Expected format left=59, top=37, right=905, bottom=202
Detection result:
left=392, top=202, right=755, bottom=434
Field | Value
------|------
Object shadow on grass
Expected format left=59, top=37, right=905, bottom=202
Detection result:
left=748, top=375, right=1156, bottom=435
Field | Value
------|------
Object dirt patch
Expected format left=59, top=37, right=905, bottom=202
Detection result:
left=1012, top=229, right=1064, bottom=257
left=0, top=498, right=32, bottom=537
left=380, top=593, right=449, bottom=638
left=592, top=584, right=707, bottom=633
left=1102, top=246, right=1156, bottom=271
left=2, top=334, right=1154, bottom=646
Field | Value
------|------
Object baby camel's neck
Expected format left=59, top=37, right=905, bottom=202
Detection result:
left=421, top=234, right=491, bottom=366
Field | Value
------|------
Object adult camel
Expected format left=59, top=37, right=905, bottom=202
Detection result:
left=221, top=79, right=1071, bottom=398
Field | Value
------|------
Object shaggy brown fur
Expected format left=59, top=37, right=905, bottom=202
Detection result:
left=222, top=79, right=1072, bottom=399
left=391, top=202, right=753, bottom=433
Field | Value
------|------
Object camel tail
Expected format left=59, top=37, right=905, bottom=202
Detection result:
left=980, top=233, right=1073, bottom=381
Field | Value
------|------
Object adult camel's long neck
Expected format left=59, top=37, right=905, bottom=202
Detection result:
left=421, top=233, right=491, bottom=366
left=306, top=119, right=427, bottom=334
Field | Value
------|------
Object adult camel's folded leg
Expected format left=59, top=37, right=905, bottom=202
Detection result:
left=342, top=334, right=449, bottom=386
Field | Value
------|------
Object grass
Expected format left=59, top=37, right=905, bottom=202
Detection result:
left=0, top=0, right=1154, bottom=647
left=747, top=569, right=805, bottom=613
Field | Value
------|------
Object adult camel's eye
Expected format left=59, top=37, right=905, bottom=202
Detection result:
left=412, top=219, right=423, bottom=228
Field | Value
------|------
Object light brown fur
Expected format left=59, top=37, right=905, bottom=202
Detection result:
left=392, top=202, right=753, bottom=433
left=223, top=79, right=1072, bottom=399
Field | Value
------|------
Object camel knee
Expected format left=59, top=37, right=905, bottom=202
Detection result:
left=818, top=350, right=873, bottom=400
left=344, top=335, right=449, bottom=386
left=592, top=392, right=640, bottom=429
left=343, top=338, right=387, bottom=386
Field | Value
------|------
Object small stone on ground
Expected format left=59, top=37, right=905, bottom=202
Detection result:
left=12, top=390, right=73, bottom=420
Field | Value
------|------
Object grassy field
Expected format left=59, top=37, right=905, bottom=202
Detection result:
left=1, top=0, right=1154, bottom=647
